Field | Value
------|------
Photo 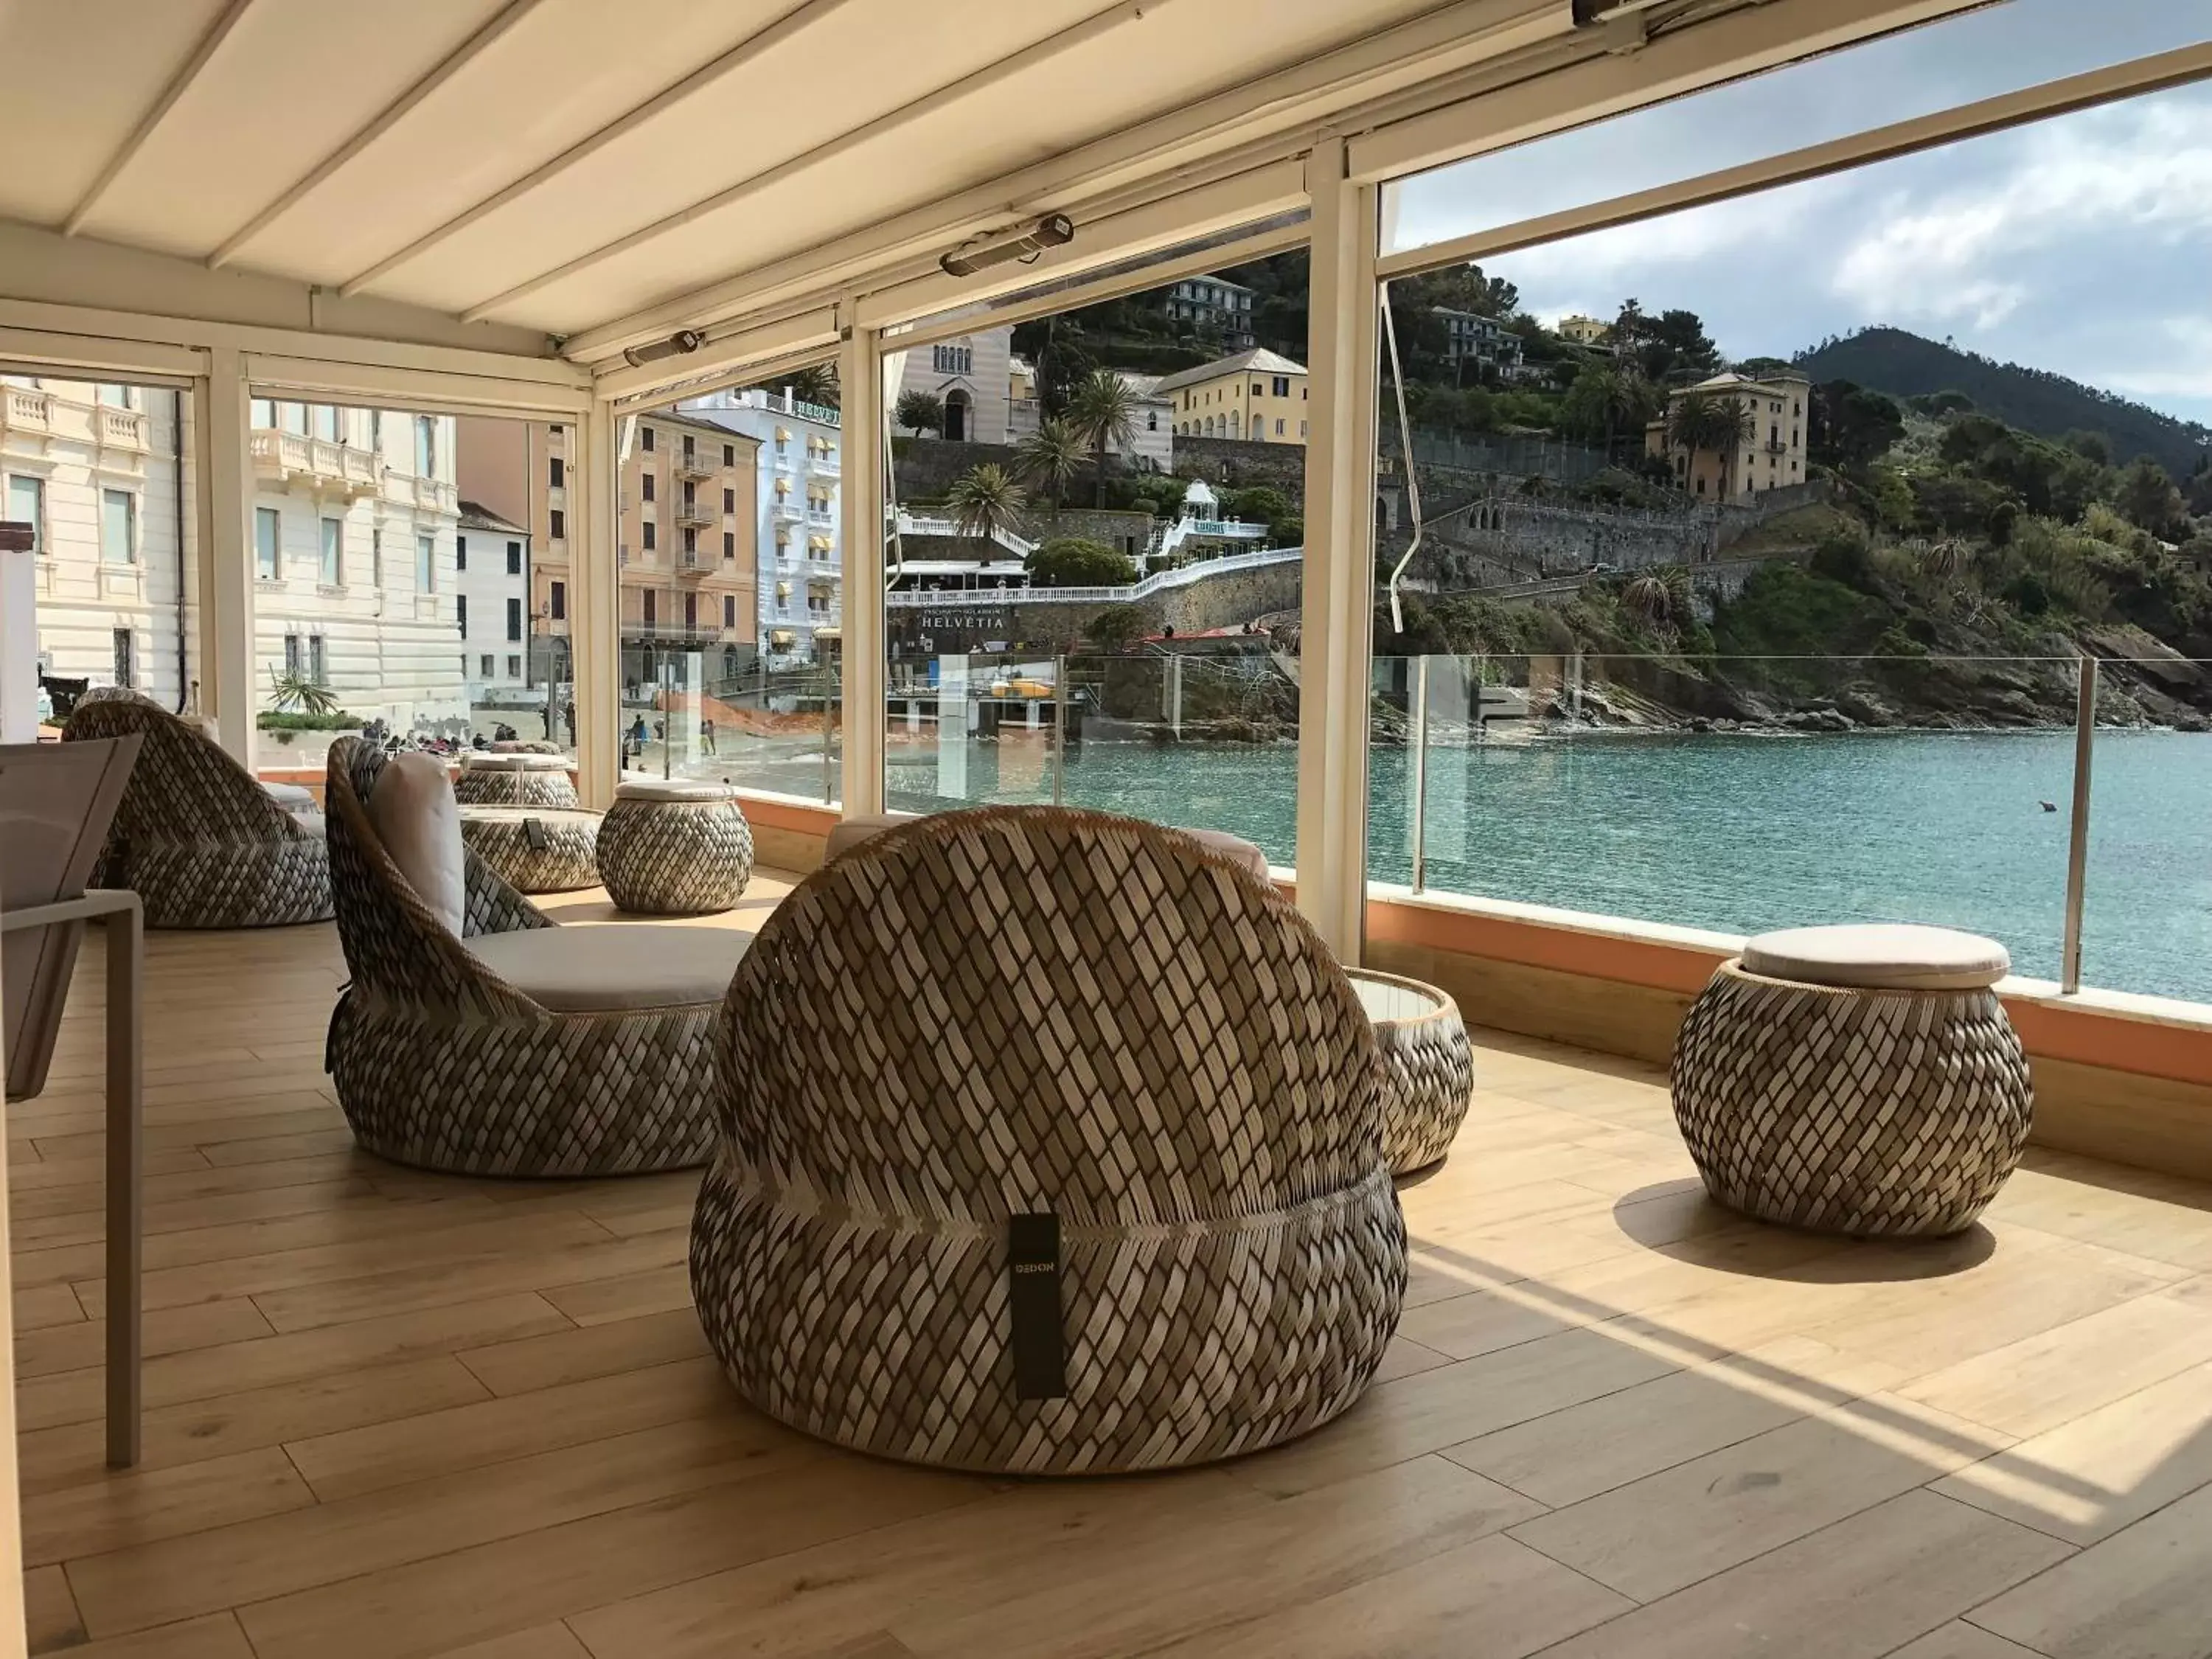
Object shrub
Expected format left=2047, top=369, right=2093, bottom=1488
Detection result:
left=257, top=710, right=361, bottom=731
left=1026, top=537, right=1136, bottom=587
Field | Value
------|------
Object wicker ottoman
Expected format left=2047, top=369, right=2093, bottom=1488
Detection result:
left=1671, top=924, right=2032, bottom=1238
left=458, top=806, right=602, bottom=894
left=1346, top=969, right=1475, bottom=1174
left=599, top=781, right=754, bottom=914
left=454, top=752, right=579, bottom=810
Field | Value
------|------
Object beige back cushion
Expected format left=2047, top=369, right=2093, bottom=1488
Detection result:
left=369, top=752, right=465, bottom=934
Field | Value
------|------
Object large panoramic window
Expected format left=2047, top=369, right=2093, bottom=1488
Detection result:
left=877, top=246, right=1310, bottom=860
left=1365, top=20, right=2212, bottom=1002
left=610, top=359, right=841, bottom=801
left=7, top=372, right=198, bottom=730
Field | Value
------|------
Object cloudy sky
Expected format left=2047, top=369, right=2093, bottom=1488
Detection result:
left=1384, top=0, right=2212, bottom=426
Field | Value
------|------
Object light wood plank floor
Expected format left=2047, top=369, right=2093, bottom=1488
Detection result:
left=14, top=892, right=2212, bottom=1658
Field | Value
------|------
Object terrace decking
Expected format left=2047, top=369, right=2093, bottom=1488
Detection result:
left=12, top=893, right=2212, bottom=1658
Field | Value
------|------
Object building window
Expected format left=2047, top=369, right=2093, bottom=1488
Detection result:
left=550, top=580, right=566, bottom=619
left=723, top=444, right=734, bottom=467
left=507, top=654, right=521, bottom=679
left=313, top=406, right=339, bottom=442
left=723, top=531, right=735, bottom=559
left=549, top=509, right=566, bottom=540
left=456, top=535, right=467, bottom=571
left=931, top=342, right=973, bottom=375
left=97, top=385, right=135, bottom=410
left=723, top=595, right=737, bottom=628
left=684, top=593, right=698, bottom=631
left=480, top=653, right=495, bottom=678
left=100, top=489, right=134, bottom=565
left=284, top=635, right=301, bottom=675
left=506, top=540, right=522, bottom=575
left=506, top=597, right=522, bottom=641
left=371, top=528, right=383, bottom=588
left=255, top=507, right=281, bottom=577
left=308, top=635, right=326, bottom=686
left=1147, top=411, right=1157, bottom=431
left=642, top=521, right=656, bottom=551
left=458, top=594, right=468, bottom=636
left=682, top=526, right=698, bottom=555
left=417, top=534, right=435, bottom=592
left=1273, top=376, right=1290, bottom=397
left=549, top=456, right=564, bottom=487
left=320, top=517, right=341, bottom=584
left=112, top=628, right=133, bottom=688
left=642, top=590, right=656, bottom=627
left=722, top=487, right=734, bottom=513
left=642, top=472, right=655, bottom=502
left=414, top=414, right=437, bottom=476
left=1275, top=419, right=1286, bottom=437
left=641, top=426, right=655, bottom=453
left=7, top=476, right=44, bottom=552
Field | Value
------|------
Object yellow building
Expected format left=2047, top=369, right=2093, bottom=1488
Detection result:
left=1558, top=313, right=1612, bottom=346
left=1646, top=369, right=1811, bottom=501
left=1156, top=348, right=1310, bottom=445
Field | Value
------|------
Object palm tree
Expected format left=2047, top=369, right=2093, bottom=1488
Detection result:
left=1666, top=392, right=1755, bottom=494
left=785, top=364, right=839, bottom=409
left=1068, top=369, right=1139, bottom=506
left=1013, top=419, right=1086, bottom=525
left=945, top=464, right=1028, bottom=549
left=1622, top=572, right=1675, bottom=631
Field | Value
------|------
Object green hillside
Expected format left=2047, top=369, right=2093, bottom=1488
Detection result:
left=1796, top=327, right=2209, bottom=479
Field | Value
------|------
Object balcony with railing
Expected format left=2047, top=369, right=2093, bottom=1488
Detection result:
left=1, top=384, right=53, bottom=439
left=671, top=444, right=714, bottom=479
left=249, top=428, right=381, bottom=500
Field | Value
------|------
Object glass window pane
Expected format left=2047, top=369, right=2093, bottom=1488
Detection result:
left=256, top=507, right=281, bottom=578
left=623, top=370, right=839, bottom=800
left=21, top=380, right=197, bottom=710
left=880, top=247, right=1307, bottom=856
left=1382, top=0, right=2211, bottom=260
left=319, top=518, right=341, bottom=585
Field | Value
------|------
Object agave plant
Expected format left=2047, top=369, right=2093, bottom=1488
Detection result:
left=267, top=664, right=338, bottom=717
left=1622, top=568, right=1690, bottom=633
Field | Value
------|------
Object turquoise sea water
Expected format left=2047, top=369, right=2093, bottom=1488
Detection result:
left=873, top=728, right=2212, bottom=1004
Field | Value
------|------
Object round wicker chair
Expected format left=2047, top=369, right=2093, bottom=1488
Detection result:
left=690, top=805, right=1407, bottom=1475
left=63, top=689, right=332, bottom=929
left=323, top=738, right=728, bottom=1177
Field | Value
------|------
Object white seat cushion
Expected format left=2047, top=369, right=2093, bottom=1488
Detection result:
left=368, top=752, right=465, bottom=936
left=1346, top=970, right=1449, bottom=1025
left=1182, top=827, right=1270, bottom=881
left=462, top=752, right=571, bottom=772
left=1740, top=924, right=2010, bottom=992
left=614, top=779, right=733, bottom=803
left=464, top=925, right=750, bottom=1012
left=262, top=781, right=316, bottom=810
left=825, top=811, right=916, bottom=861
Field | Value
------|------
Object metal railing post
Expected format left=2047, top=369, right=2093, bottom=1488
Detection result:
left=1052, top=654, right=1067, bottom=807
left=822, top=665, right=835, bottom=804
left=2060, top=654, right=2097, bottom=995
left=1409, top=655, right=1429, bottom=894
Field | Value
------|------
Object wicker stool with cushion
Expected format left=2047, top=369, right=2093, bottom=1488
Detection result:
left=599, top=781, right=754, bottom=914
left=454, top=751, right=580, bottom=809
left=324, top=739, right=745, bottom=1177
left=1346, top=968, right=1475, bottom=1175
left=62, top=689, right=333, bottom=929
left=1671, top=924, right=2032, bottom=1238
left=692, top=805, right=1405, bottom=1475
left=457, top=806, right=602, bottom=894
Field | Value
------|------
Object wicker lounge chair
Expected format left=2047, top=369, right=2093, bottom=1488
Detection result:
left=323, top=737, right=743, bottom=1177
left=63, top=689, right=333, bottom=929
left=690, top=804, right=1407, bottom=1474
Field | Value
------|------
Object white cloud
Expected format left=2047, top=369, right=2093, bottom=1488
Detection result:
left=1829, top=100, right=2212, bottom=330
left=2100, top=316, right=2212, bottom=400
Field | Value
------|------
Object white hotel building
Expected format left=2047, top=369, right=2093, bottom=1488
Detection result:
left=683, top=388, right=842, bottom=666
left=3, top=375, right=464, bottom=731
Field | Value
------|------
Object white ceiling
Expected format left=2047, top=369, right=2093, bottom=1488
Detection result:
left=0, top=0, right=1514, bottom=344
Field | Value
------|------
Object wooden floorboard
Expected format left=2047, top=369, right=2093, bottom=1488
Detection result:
left=13, top=890, right=2212, bottom=1657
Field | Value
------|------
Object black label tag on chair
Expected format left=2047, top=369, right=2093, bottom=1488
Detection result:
left=1008, top=1211, right=1065, bottom=1400
left=524, top=816, right=549, bottom=850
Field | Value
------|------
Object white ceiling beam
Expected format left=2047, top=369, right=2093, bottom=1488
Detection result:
left=61, top=0, right=259, bottom=236
left=335, top=0, right=863, bottom=299
left=459, top=0, right=1170, bottom=326
left=557, top=0, right=1573, bottom=362
left=206, top=0, right=549, bottom=271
